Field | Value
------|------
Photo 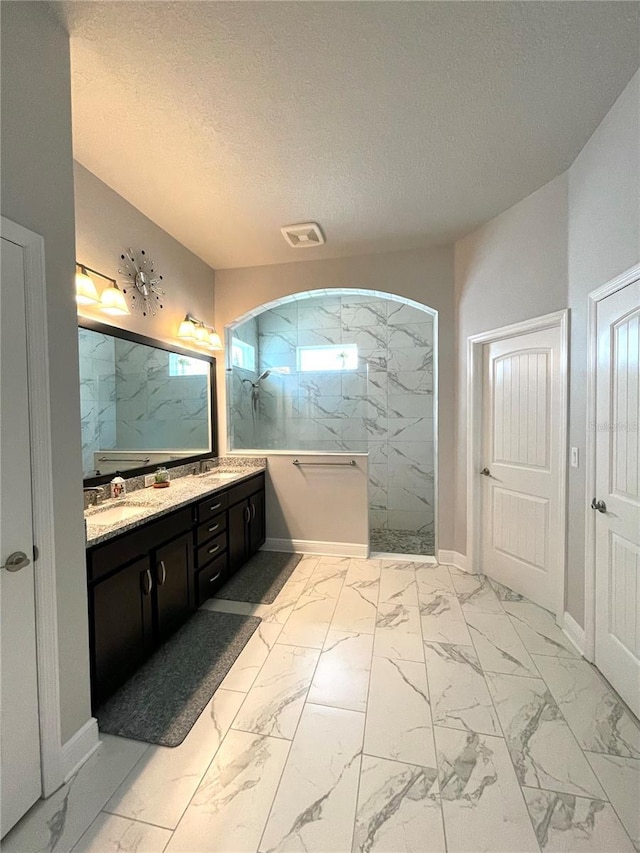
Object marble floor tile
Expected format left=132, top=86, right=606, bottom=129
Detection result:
left=346, top=558, right=382, bottom=583
left=451, top=573, right=504, bottom=614
left=364, top=656, right=435, bottom=765
left=533, top=655, right=640, bottom=759
left=72, top=813, right=172, bottom=853
left=374, top=603, right=425, bottom=661
left=488, top=577, right=526, bottom=601
left=259, top=580, right=309, bottom=625
left=331, top=583, right=379, bottom=634
left=377, top=559, right=420, bottom=572
left=219, top=621, right=283, bottom=692
left=485, top=671, right=605, bottom=799
left=259, top=704, right=364, bottom=853
left=585, top=752, right=640, bottom=850
left=435, top=726, right=539, bottom=853
left=352, top=755, right=444, bottom=853
left=232, top=644, right=319, bottom=739
left=424, top=642, right=500, bottom=735
left=104, top=689, right=245, bottom=829
left=308, top=630, right=373, bottom=712
left=419, top=591, right=473, bottom=645
left=277, top=593, right=337, bottom=648
left=291, top=556, right=320, bottom=579
left=415, top=564, right=454, bottom=596
left=378, top=568, right=419, bottom=607
left=465, top=611, right=539, bottom=677
left=303, top=561, right=348, bottom=599
left=522, top=787, right=636, bottom=853
left=504, top=601, right=579, bottom=658
left=167, top=729, right=290, bottom=853
left=3, top=735, right=148, bottom=853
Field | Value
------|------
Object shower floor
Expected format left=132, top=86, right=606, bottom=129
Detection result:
left=370, top=528, right=435, bottom=556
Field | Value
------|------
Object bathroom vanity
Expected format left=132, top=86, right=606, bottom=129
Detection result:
left=84, top=468, right=265, bottom=708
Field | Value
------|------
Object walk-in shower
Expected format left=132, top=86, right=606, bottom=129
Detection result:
left=227, top=290, right=436, bottom=556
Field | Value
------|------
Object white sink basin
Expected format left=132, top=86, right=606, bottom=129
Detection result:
left=91, top=504, right=147, bottom=525
left=210, top=471, right=238, bottom=479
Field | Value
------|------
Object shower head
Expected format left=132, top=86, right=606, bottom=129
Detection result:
left=257, top=370, right=271, bottom=382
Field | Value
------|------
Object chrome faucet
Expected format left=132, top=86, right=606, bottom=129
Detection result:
left=197, top=459, right=216, bottom=474
left=83, top=486, right=105, bottom=509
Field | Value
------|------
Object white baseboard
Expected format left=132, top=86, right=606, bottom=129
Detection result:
left=262, top=537, right=369, bottom=559
left=562, top=612, right=585, bottom=656
left=61, top=717, right=100, bottom=782
left=371, top=552, right=437, bottom=564
left=437, top=550, right=471, bottom=573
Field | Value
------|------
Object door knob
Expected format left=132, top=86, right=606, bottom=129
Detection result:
left=480, top=468, right=491, bottom=477
left=1, top=551, right=31, bottom=572
left=591, top=498, right=607, bottom=513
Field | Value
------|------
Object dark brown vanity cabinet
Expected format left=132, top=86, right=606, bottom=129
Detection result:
left=87, top=472, right=266, bottom=708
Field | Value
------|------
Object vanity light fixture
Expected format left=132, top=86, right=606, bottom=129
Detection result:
left=177, top=313, right=223, bottom=350
left=75, top=265, right=100, bottom=305
left=100, top=281, right=130, bottom=316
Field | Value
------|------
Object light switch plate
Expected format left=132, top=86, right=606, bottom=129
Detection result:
left=571, top=447, right=579, bottom=468
left=144, top=474, right=155, bottom=487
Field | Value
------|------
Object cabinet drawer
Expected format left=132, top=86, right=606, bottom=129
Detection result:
left=227, top=473, right=265, bottom=507
left=196, top=512, right=227, bottom=547
left=197, top=492, right=228, bottom=523
left=196, top=530, right=227, bottom=567
left=89, top=507, right=192, bottom=583
left=196, top=552, right=228, bottom=604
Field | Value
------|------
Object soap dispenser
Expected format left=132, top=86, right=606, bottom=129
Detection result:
left=110, top=474, right=126, bottom=499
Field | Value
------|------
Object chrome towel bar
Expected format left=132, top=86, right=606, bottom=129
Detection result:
left=98, top=455, right=151, bottom=463
left=292, top=458, right=356, bottom=467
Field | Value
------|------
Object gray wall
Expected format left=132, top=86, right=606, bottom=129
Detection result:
left=453, top=70, right=640, bottom=626
left=1, top=2, right=92, bottom=743
left=215, top=247, right=455, bottom=549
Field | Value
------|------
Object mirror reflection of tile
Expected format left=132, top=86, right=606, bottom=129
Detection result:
left=228, top=295, right=435, bottom=554
left=79, top=328, right=210, bottom=478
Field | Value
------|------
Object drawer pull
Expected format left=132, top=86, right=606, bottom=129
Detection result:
left=208, top=523, right=220, bottom=533
left=208, top=544, right=221, bottom=555
left=208, top=572, right=222, bottom=584
left=209, top=503, right=222, bottom=511
left=251, top=503, right=256, bottom=520
left=244, top=506, right=251, bottom=525
left=157, top=560, right=167, bottom=587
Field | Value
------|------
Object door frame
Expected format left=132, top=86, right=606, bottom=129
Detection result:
left=466, top=309, right=569, bottom=620
left=1, top=217, right=64, bottom=796
left=583, top=262, right=640, bottom=662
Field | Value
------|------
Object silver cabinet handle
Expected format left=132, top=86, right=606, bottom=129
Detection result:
left=244, top=506, right=251, bottom=525
left=208, top=572, right=222, bottom=584
left=208, top=544, right=220, bottom=555
left=591, top=498, right=607, bottom=513
left=157, top=560, right=166, bottom=586
left=208, top=523, right=220, bottom=533
left=210, top=503, right=222, bottom=511
left=142, top=568, right=153, bottom=595
left=251, top=503, right=256, bottom=520
left=1, top=551, right=31, bottom=572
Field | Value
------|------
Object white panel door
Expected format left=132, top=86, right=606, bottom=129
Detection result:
left=0, top=237, right=41, bottom=836
left=594, top=279, right=640, bottom=717
left=481, top=326, right=563, bottom=613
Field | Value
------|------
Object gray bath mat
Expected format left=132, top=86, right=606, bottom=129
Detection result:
left=97, top=611, right=260, bottom=747
left=215, top=551, right=302, bottom=604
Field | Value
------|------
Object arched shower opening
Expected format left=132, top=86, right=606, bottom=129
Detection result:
left=225, top=289, right=437, bottom=556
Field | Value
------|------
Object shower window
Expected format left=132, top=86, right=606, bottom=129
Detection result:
left=231, top=337, right=256, bottom=371
left=297, top=343, right=358, bottom=372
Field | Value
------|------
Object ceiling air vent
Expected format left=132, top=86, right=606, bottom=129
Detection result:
left=280, top=222, right=325, bottom=248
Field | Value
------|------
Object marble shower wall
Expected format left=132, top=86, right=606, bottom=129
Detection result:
left=113, top=338, right=209, bottom=452
left=228, top=317, right=259, bottom=449
left=78, top=328, right=117, bottom=476
left=229, top=295, right=434, bottom=537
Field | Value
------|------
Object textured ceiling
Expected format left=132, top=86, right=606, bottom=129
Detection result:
left=56, top=1, right=639, bottom=269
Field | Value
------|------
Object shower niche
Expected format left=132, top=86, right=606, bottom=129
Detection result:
left=227, top=291, right=436, bottom=555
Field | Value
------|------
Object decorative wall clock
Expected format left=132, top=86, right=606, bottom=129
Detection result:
left=118, top=248, right=165, bottom=317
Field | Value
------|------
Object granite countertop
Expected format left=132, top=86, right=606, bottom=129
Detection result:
left=84, top=465, right=266, bottom=547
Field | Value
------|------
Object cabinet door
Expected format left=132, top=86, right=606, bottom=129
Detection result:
left=228, top=500, right=249, bottom=575
left=91, top=556, right=154, bottom=707
left=154, top=532, right=193, bottom=643
left=248, top=489, right=265, bottom=556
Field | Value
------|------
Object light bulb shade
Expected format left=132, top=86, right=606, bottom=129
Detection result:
left=178, top=318, right=196, bottom=339
left=194, top=324, right=208, bottom=342
left=207, top=330, right=223, bottom=350
left=100, top=284, right=129, bottom=316
left=75, top=270, right=99, bottom=305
